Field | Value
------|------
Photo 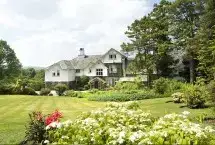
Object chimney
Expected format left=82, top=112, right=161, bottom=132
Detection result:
left=79, top=48, right=85, bottom=57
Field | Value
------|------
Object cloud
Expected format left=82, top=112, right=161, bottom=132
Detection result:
left=0, top=0, right=160, bottom=67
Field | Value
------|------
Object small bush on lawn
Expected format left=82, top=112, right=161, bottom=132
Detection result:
left=40, top=88, right=51, bottom=96
left=54, top=83, right=68, bottom=96
left=46, top=103, right=215, bottom=145
left=89, top=89, right=99, bottom=94
left=65, top=90, right=83, bottom=98
left=153, top=78, right=183, bottom=94
left=182, top=84, right=209, bottom=109
left=172, top=92, right=184, bottom=103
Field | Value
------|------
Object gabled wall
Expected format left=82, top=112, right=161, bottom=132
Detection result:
left=84, top=62, right=108, bottom=77
left=102, top=49, right=123, bottom=64
left=45, top=64, right=75, bottom=82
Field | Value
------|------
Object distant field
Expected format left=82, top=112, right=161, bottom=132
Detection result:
left=0, top=95, right=213, bottom=144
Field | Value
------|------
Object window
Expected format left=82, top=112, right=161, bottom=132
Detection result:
left=109, top=54, right=116, bottom=60
left=52, top=72, right=56, bottom=77
left=96, top=69, right=103, bottom=76
left=89, top=69, right=92, bottom=73
left=109, top=65, right=117, bottom=73
left=57, top=70, right=60, bottom=76
left=76, top=69, right=80, bottom=73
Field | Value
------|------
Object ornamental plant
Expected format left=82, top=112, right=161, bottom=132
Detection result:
left=21, top=110, right=63, bottom=145
left=172, top=92, right=184, bottom=103
left=46, top=103, right=215, bottom=145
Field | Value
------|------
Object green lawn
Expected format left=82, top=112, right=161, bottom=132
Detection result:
left=0, top=95, right=213, bottom=144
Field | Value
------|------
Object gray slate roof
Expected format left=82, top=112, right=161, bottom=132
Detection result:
left=70, top=55, right=102, bottom=69
left=47, top=55, right=102, bottom=70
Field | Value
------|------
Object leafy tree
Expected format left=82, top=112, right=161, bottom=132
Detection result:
left=0, top=40, right=21, bottom=82
left=121, top=0, right=174, bottom=85
left=197, top=0, right=215, bottom=80
left=169, top=0, right=204, bottom=83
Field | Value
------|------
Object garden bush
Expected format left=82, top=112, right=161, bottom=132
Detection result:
left=153, top=78, right=183, bottom=94
left=40, top=88, right=51, bottom=96
left=172, top=92, right=184, bottom=103
left=207, top=80, right=215, bottom=104
left=114, top=82, right=141, bottom=90
left=21, top=87, right=37, bottom=95
left=21, top=110, right=62, bottom=145
left=46, top=103, right=215, bottom=145
left=88, top=90, right=166, bottom=102
left=54, top=83, right=68, bottom=96
left=65, top=90, right=83, bottom=98
left=182, top=84, right=209, bottom=109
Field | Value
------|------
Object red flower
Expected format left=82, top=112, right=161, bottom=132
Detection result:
left=45, top=110, right=63, bottom=125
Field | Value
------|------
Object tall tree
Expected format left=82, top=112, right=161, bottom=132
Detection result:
left=169, top=0, right=204, bottom=83
left=197, top=0, right=215, bottom=80
left=121, top=0, right=174, bottom=84
left=0, top=40, right=21, bottom=82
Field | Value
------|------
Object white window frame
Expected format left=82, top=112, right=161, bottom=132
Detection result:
left=109, top=54, right=116, bottom=60
left=76, top=69, right=80, bottom=73
left=96, top=69, right=103, bottom=76
left=57, top=70, right=60, bottom=76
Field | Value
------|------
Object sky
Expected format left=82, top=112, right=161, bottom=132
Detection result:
left=0, top=0, right=160, bottom=67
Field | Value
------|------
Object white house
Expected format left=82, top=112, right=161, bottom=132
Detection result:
left=45, top=48, right=140, bottom=89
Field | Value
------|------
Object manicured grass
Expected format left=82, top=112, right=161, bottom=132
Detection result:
left=0, top=95, right=213, bottom=144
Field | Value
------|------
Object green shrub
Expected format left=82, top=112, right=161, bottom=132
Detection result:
left=182, top=84, right=209, bottom=109
left=40, top=88, right=51, bottom=96
left=153, top=78, right=183, bottom=94
left=172, top=92, right=184, bottom=103
left=22, top=112, right=46, bottom=145
left=114, top=79, right=143, bottom=90
left=88, top=90, right=166, bottom=102
left=65, top=90, right=83, bottom=98
left=54, top=84, right=68, bottom=96
left=46, top=103, right=215, bottom=145
left=207, top=80, right=215, bottom=104
left=153, top=78, right=169, bottom=94
left=21, top=87, right=37, bottom=95
left=29, top=80, right=44, bottom=91
left=89, top=89, right=99, bottom=94
left=0, top=83, right=15, bottom=94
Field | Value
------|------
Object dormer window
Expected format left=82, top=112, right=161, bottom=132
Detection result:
left=76, top=69, right=80, bottom=73
left=109, top=54, right=116, bottom=60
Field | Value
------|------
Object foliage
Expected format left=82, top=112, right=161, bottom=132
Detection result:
left=40, top=88, right=51, bottom=96
left=88, top=90, right=167, bottom=102
left=153, top=78, right=184, bottom=95
left=21, top=87, right=37, bottom=96
left=65, top=90, right=83, bottom=98
left=54, top=83, right=68, bottom=96
left=46, top=103, right=215, bottom=145
left=22, top=112, right=46, bottom=145
left=172, top=92, right=184, bottom=103
left=22, top=110, right=62, bottom=145
left=0, top=40, right=22, bottom=82
left=114, top=81, right=142, bottom=91
left=182, top=84, right=209, bottom=109
left=76, top=76, right=90, bottom=90
left=153, top=78, right=169, bottom=94
left=207, top=80, right=215, bottom=104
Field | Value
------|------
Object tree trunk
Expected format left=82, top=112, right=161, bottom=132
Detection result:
left=189, top=58, right=195, bottom=83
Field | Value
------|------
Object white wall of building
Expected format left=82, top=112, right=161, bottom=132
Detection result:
left=84, top=62, right=108, bottom=77
left=102, top=49, right=123, bottom=63
left=45, top=64, right=70, bottom=82
left=68, top=70, right=76, bottom=81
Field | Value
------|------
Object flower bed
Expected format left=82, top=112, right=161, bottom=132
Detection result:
left=45, top=103, right=215, bottom=145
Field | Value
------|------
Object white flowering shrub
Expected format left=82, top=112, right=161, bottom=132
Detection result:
left=46, top=103, right=215, bottom=145
left=172, top=92, right=184, bottom=103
